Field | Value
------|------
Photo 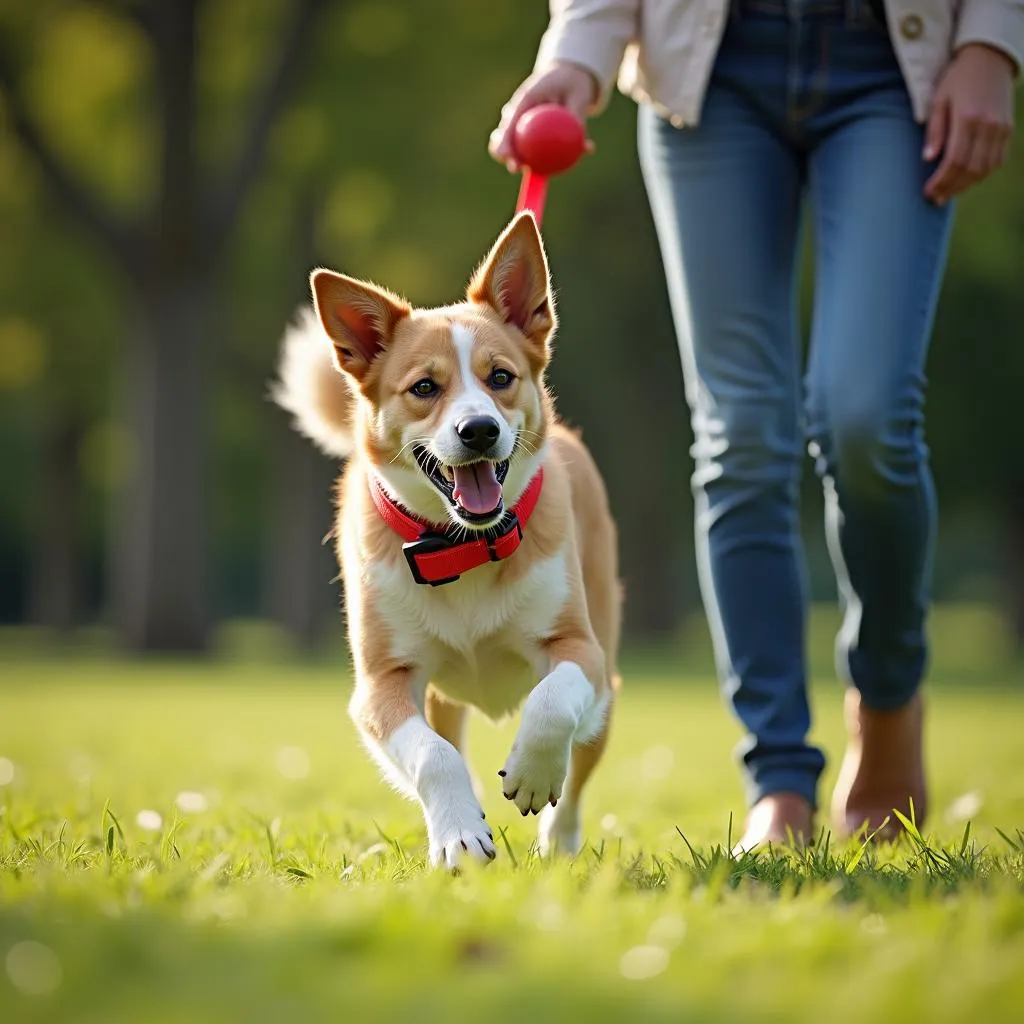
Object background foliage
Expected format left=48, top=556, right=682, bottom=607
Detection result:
left=0, top=0, right=1022, bottom=652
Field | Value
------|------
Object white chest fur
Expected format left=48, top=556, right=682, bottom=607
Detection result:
left=368, top=548, right=570, bottom=720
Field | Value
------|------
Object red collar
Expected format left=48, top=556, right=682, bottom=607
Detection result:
left=370, top=468, right=544, bottom=586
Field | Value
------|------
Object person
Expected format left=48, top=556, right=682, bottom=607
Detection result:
left=489, top=0, right=1021, bottom=851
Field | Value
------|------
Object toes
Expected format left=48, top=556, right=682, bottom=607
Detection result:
left=442, top=841, right=464, bottom=870
left=513, top=787, right=560, bottom=815
left=438, top=829, right=497, bottom=869
left=501, top=756, right=566, bottom=814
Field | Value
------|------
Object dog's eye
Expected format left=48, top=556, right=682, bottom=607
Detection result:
left=488, top=368, right=514, bottom=390
left=410, top=378, right=438, bottom=398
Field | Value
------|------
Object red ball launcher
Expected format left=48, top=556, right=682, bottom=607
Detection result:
left=512, top=104, right=587, bottom=226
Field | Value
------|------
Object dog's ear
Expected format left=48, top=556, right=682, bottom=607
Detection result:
left=467, top=212, right=555, bottom=355
left=310, top=269, right=411, bottom=381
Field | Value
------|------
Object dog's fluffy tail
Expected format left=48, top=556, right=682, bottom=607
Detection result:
left=271, top=308, right=355, bottom=458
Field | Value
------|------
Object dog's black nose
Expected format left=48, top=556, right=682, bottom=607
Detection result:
left=457, top=416, right=501, bottom=454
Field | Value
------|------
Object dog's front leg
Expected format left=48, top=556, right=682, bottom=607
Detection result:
left=349, top=674, right=496, bottom=870
left=500, top=634, right=609, bottom=816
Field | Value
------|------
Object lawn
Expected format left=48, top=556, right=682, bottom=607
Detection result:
left=1, top=610, right=1023, bottom=1023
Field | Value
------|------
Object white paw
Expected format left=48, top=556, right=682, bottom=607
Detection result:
left=499, top=731, right=571, bottom=816
left=425, top=798, right=496, bottom=870
left=538, top=802, right=582, bottom=856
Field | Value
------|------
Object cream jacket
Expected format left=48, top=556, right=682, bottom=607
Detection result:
left=534, top=0, right=1024, bottom=126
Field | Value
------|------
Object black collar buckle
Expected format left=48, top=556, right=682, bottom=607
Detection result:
left=402, top=531, right=460, bottom=587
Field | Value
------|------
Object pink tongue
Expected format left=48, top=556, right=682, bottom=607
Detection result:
left=452, top=463, right=502, bottom=515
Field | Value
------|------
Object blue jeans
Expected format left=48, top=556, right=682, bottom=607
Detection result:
left=637, top=0, right=954, bottom=808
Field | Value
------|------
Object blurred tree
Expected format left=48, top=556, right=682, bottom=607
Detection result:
left=926, top=170, right=1024, bottom=647
left=0, top=0, right=1020, bottom=655
left=0, top=0, right=326, bottom=650
left=0, top=141, right=121, bottom=634
left=30, top=400, right=85, bottom=635
left=260, top=195, right=339, bottom=647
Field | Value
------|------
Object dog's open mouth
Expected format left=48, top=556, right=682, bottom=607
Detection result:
left=414, top=447, right=510, bottom=522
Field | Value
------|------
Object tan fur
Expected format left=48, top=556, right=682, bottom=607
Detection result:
left=273, top=212, right=622, bottom=866
left=425, top=689, right=469, bottom=751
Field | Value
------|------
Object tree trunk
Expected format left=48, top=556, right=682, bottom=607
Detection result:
left=618, top=494, right=687, bottom=639
left=30, top=410, right=83, bottom=635
left=262, top=192, right=339, bottom=649
left=264, top=417, right=338, bottom=649
left=610, top=359, right=690, bottom=640
left=3, top=0, right=325, bottom=652
left=112, top=280, right=210, bottom=652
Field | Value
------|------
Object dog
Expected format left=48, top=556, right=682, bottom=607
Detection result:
left=273, top=212, right=622, bottom=869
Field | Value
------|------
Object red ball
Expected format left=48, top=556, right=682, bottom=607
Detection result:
left=512, top=104, right=586, bottom=176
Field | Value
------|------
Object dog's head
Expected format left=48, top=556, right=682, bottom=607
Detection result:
left=311, top=212, right=556, bottom=530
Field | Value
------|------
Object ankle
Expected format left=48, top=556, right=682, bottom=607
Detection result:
left=832, top=688, right=927, bottom=840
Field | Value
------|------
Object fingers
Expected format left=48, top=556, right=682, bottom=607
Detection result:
left=980, top=123, right=1008, bottom=182
left=989, top=117, right=1013, bottom=174
left=924, top=104, right=1012, bottom=204
left=922, top=94, right=949, bottom=164
left=490, top=79, right=562, bottom=171
left=924, top=96, right=972, bottom=204
left=924, top=115, right=973, bottom=204
left=489, top=88, right=534, bottom=172
left=488, top=65, right=597, bottom=173
left=560, top=83, right=595, bottom=125
left=996, top=131, right=1012, bottom=171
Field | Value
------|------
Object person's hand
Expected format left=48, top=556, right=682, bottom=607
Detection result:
left=923, top=43, right=1016, bottom=205
left=489, top=62, right=599, bottom=172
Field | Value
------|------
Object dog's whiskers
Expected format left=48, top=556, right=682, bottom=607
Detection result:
left=390, top=437, right=432, bottom=464
left=513, top=430, right=540, bottom=458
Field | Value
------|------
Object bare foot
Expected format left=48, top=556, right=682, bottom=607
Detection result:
left=831, top=689, right=926, bottom=841
left=732, top=792, right=814, bottom=855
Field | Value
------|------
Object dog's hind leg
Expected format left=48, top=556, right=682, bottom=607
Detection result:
left=538, top=675, right=619, bottom=856
left=425, top=688, right=485, bottom=803
left=425, top=687, right=466, bottom=749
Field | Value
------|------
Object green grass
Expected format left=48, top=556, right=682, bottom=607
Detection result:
left=1, top=626, right=1023, bottom=1022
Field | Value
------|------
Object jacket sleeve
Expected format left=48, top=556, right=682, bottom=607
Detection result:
left=954, top=0, right=1024, bottom=75
left=533, top=0, right=641, bottom=111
